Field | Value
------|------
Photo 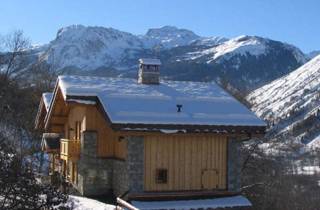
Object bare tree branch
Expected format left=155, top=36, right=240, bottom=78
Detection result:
left=0, top=30, right=30, bottom=81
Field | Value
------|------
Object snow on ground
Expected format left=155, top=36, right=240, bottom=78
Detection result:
left=131, top=195, right=251, bottom=210
left=67, top=196, right=115, bottom=210
left=296, top=166, right=320, bottom=175
left=65, top=195, right=252, bottom=210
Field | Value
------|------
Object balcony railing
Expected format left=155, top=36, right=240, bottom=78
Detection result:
left=60, top=139, right=80, bottom=161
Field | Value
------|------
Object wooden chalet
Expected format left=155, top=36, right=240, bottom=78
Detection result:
left=35, top=58, right=266, bottom=209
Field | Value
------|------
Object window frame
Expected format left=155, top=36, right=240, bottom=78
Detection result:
left=156, top=168, right=168, bottom=184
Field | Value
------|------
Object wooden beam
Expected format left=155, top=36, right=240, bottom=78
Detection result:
left=51, top=116, right=68, bottom=124
left=115, top=130, right=255, bottom=140
left=111, top=123, right=266, bottom=136
left=50, top=125, right=64, bottom=133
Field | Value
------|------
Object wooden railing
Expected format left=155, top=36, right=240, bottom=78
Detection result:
left=60, top=139, right=80, bottom=161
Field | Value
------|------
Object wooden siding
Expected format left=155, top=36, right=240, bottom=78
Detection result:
left=85, top=106, right=127, bottom=159
left=53, top=103, right=127, bottom=159
left=144, top=135, right=227, bottom=191
left=47, top=95, right=128, bottom=180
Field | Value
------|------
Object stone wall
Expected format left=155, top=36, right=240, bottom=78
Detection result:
left=227, top=138, right=242, bottom=192
left=109, top=136, right=145, bottom=196
left=73, top=132, right=243, bottom=196
left=126, top=136, right=144, bottom=193
left=112, top=159, right=129, bottom=197
left=73, top=132, right=145, bottom=197
left=75, top=131, right=113, bottom=196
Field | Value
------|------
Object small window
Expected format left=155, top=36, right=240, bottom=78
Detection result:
left=156, top=169, right=168, bottom=184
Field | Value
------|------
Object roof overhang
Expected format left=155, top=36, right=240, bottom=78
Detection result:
left=44, top=82, right=96, bottom=131
left=111, top=123, right=266, bottom=136
left=42, top=76, right=267, bottom=136
left=41, top=133, right=61, bottom=153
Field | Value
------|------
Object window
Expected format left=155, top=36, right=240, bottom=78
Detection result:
left=156, top=169, right=168, bottom=184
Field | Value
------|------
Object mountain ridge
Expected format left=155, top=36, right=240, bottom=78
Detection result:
left=3, top=24, right=309, bottom=94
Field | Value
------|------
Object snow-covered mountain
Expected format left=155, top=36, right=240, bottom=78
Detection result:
left=40, top=25, right=144, bottom=70
left=182, top=35, right=306, bottom=64
left=307, top=50, right=320, bottom=59
left=141, top=25, right=201, bottom=48
left=37, top=25, right=227, bottom=71
left=184, top=35, right=269, bottom=62
left=12, top=24, right=309, bottom=93
left=171, top=35, right=306, bottom=93
left=247, top=55, right=320, bottom=147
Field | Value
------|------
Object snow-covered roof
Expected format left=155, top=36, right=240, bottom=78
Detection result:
left=131, top=195, right=251, bottom=210
left=56, top=75, right=265, bottom=130
left=42, top=92, right=53, bottom=111
left=139, top=58, right=161, bottom=65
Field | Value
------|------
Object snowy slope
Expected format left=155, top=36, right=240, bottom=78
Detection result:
left=247, top=55, right=320, bottom=146
left=191, top=36, right=228, bottom=47
left=247, top=55, right=320, bottom=120
left=183, top=35, right=306, bottom=64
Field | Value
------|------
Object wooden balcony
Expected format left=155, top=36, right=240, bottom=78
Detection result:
left=60, top=139, right=80, bottom=161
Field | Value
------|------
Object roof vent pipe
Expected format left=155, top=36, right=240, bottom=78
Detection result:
left=176, top=104, right=183, bottom=112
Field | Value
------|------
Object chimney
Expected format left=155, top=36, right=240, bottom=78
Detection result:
left=138, top=58, right=161, bottom=84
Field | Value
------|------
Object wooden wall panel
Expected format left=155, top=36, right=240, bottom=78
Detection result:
left=144, top=135, right=227, bottom=191
left=83, top=106, right=127, bottom=159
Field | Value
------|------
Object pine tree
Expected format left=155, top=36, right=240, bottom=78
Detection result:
left=0, top=135, right=71, bottom=210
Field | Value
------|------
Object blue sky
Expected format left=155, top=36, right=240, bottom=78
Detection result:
left=1, top=0, right=319, bottom=52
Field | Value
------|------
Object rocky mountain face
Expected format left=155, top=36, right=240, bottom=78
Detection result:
left=247, top=55, right=320, bottom=149
left=19, top=25, right=308, bottom=94
left=141, top=26, right=202, bottom=48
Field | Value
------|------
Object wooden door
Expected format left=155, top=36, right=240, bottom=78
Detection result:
left=201, top=169, right=219, bottom=190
